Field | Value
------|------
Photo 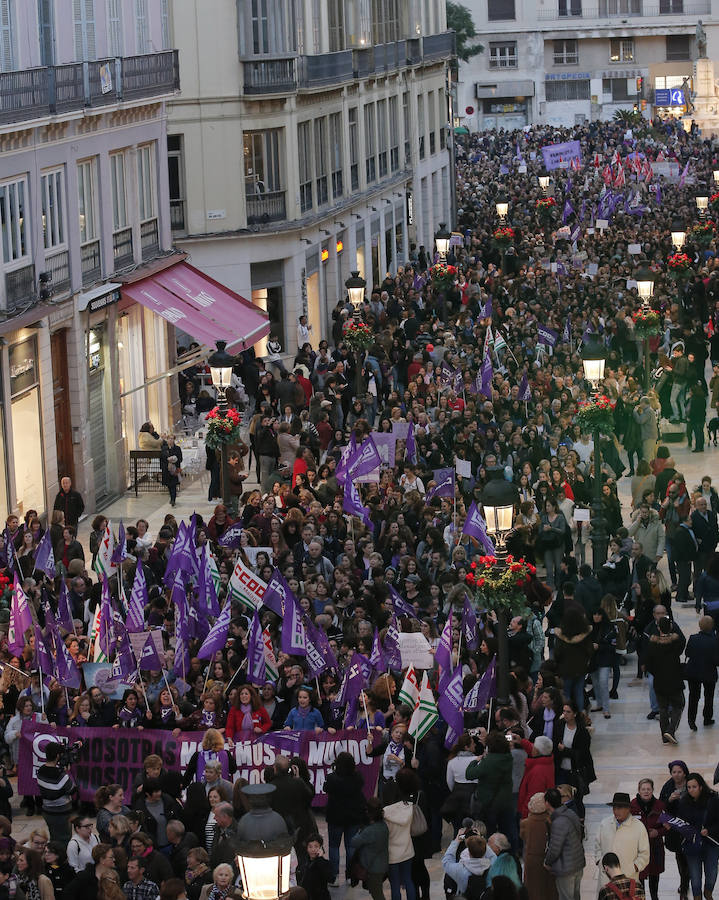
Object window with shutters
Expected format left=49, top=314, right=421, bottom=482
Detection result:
left=666, top=35, right=690, bottom=61
left=364, top=103, right=376, bottom=184
left=402, top=91, right=410, bottom=165
left=428, top=91, right=436, bottom=155
left=38, top=0, right=54, bottom=66
left=41, top=169, right=65, bottom=251
left=488, top=0, right=515, bottom=20
left=389, top=96, right=399, bottom=171
left=314, top=118, right=328, bottom=207
left=110, top=153, right=127, bottom=231
left=545, top=79, right=590, bottom=101
left=329, top=112, right=343, bottom=199
left=161, top=0, right=170, bottom=49
left=0, top=0, right=14, bottom=72
left=348, top=107, right=359, bottom=192
left=298, top=121, right=313, bottom=213
left=417, top=94, right=425, bottom=160
left=77, top=160, right=98, bottom=243
left=73, top=0, right=96, bottom=61
left=135, top=0, right=148, bottom=54
left=328, top=0, right=344, bottom=52
left=0, top=176, right=29, bottom=267
left=377, top=99, right=387, bottom=178
left=137, top=145, right=155, bottom=222
left=107, top=0, right=123, bottom=56
left=252, top=0, right=269, bottom=54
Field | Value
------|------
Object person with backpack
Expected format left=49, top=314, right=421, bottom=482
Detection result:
left=441, top=826, right=493, bottom=900
left=598, top=852, right=646, bottom=900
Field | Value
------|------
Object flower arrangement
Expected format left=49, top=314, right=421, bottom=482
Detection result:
left=536, top=196, right=557, bottom=220
left=493, top=226, right=515, bottom=247
left=429, top=262, right=458, bottom=292
left=205, top=406, right=243, bottom=449
left=576, top=395, right=615, bottom=434
left=710, top=192, right=719, bottom=213
left=342, top=319, right=374, bottom=351
left=691, top=220, right=715, bottom=248
left=464, top=555, right=535, bottom=616
left=632, top=307, right=662, bottom=339
left=667, top=252, right=693, bottom=281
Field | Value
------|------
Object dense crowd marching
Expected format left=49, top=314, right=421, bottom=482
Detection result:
left=2, top=115, right=719, bottom=900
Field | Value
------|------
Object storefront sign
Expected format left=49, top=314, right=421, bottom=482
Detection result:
left=87, top=288, right=121, bottom=313
left=19, top=723, right=381, bottom=807
left=655, top=88, right=684, bottom=107
left=8, top=338, right=37, bottom=397
left=545, top=72, right=591, bottom=81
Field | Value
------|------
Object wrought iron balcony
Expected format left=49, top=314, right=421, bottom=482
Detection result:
left=113, top=228, right=134, bottom=269
left=170, top=199, right=186, bottom=232
left=45, top=249, right=70, bottom=294
left=141, top=220, right=160, bottom=260
left=246, top=190, right=287, bottom=225
left=537, top=0, right=709, bottom=18
left=422, top=32, right=457, bottom=61
left=0, top=50, right=179, bottom=127
left=81, top=240, right=102, bottom=287
left=4, top=264, right=36, bottom=313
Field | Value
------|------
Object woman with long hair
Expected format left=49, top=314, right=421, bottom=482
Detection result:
left=659, top=760, right=690, bottom=899
left=94, top=785, right=129, bottom=845
left=554, top=699, right=595, bottom=810
left=225, top=685, right=272, bottom=739
left=676, top=773, right=719, bottom=900
left=15, top=847, right=54, bottom=900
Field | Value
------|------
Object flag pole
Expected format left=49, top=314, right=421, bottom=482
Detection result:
left=361, top=690, right=370, bottom=731
left=224, top=658, right=247, bottom=695
left=38, top=663, right=45, bottom=720
left=203, top=651, right=215, bottom=693
left=0, top=660, right=30, bottom=678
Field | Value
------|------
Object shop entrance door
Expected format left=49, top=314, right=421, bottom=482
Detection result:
left=51, top=330, right=74, bottom=483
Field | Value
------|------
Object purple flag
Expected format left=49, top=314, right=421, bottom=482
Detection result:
left=49, top=621, right=81, bottom=689
left=163, top=517, right=198, bottom=587
left=138, top=632, right=163, bottom=671
left=56, top=580, right=74, bottom=634
left=412, top=272, right=426, bottom=292
left=452, top=367, right=464, bottom=394
left=262, top=568, right=296, bottom=618
left=468, top=370, right=483, bottom=396
left=281, top=592, right=307, bottom=656
left=8, top=575, right=33, bottom=655
left=33, top=530, right=55, bottom=579
left=335, top=651, right=367, bottom=723
left=481, top=295, right=493, bottom=320
left=438, top=666, right=465, bottom=749
left=438, top=360, right=454, bottom=386
left=335, top=433, right=356, bottom=486
left=113, top=628, right=137, bottom=681
left=307, top=621, right=338, bottom=674
left=33, top=625, right=54, bottom=675
left=197, top=545, right=220, bottom=616
left=405, top=421, right=417, bottom=463
left=383, top=616, right=402, bottom=670
left=197, top=599, right=232, bottom=659
left=562, top=315, right=571, bottom=343
left=658, top=812, right=702, bottom=847
left=579, top=198, right=587, bottom=222
left=304, top=619, right=330, bottom=679
left=98, top=577, right=115, bottom=660
left=562, top=199, right=574, bottom=224
left=518, top=373, right=531, bottom=403
left=537, top=325, right=559, bottom=347
left=343, top=479, right=373, bottom=530
left=388, top=584, right=420, bottom=620
left=426, top=468, right=455, bottom=501
left=462, top=502, right=495, bottom=555
left=499, top=163, right=509, bottom=175
left=480, top=354, right=493, bottom=397
left=678, top=159, right=690, bottom=187
left=434, top=619, right=453, bottom=674
left=463, top=595, right=479, bottom=651
left=464, top=657, right=497, bottom=711
left=347, top=437, right=381, bottom=481
left=174, top=576, right=191, bottom=644
left=110, top=521, right=127, bottom=566
left=127, top=560, right=148, bottom=633
left=218, top=522, right=245, bottom=549
left=173, top=636, right=190, bottom=681
left=654, top=182, right=662, bottom=206
left=369, top=627, right=386, bottom=676
left=247, top=609, right=266, bottom=685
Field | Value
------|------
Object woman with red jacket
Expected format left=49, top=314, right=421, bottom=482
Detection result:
left=630, top=778, right=666, bottom=900
left=515, top=734, right=556, bottom=820
left=225, top=684, right=272, bottom=737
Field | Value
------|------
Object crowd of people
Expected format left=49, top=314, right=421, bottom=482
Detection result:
left=1, top=115, right=719, bottom=900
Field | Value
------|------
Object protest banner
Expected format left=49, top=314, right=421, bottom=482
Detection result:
left=541, top=140, right=581, bottom=171
left=18, top=722, right=381, bottom=808
left=398, top=632, right=434, bottom=669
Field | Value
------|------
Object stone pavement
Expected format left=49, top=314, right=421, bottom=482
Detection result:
left=47, top=427, right=716, bottom=897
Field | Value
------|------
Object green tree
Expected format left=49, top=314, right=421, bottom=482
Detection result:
left=446, top=1, right=484, bottom=62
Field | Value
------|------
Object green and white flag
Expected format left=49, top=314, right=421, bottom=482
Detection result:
left=397, top=664, right=420, bottom=709
left=90, top=605, right=107, bottom=663
left=208, top=552, right=221, bottom=596
left=229, top=557, right=267, bottom=612
left=93, top=522, right=116, bottom=580
left=409, top=671, right=439, bottom=742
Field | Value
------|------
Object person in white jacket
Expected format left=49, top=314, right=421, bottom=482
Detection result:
left=595, top=792, right=650, bottom=891
left=383, top=781, right=417, bottom=900
left=66, top=815, right=99, bottom=872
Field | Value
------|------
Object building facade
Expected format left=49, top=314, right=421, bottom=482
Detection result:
left=457, top=0, right=717, bottom=130
left=167, top=0, right=455, bottom=360
left=0, top=0, right=179, bottom=519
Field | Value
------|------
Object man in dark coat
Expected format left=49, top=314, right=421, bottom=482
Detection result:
left=691, top=497, right=719, bottom=607
left=52, top=476, right=85, bottom=528
left=575, top=564, right=603, bottom=617
left=674, top=515, right=700, bottom=606
left=167, top=820, right=198, bottom=878
left=684, top=615, right=719, bottom=729
left=270, top=756, right=316, bottom=847
left=209, top=803, right=241, bottom=870
left=644, top=616, right=685, bottom=745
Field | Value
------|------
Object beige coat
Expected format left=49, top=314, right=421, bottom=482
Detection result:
left=595, top=814, right=650, bottom=890
left=383, top=800, right=414, bottom=864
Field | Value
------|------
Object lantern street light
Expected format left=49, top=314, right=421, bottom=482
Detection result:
left=236, top=784, right=294, bottom=900
left=480, top=468, right=519, bottom=707
left=635, top=265, right=656, bottom=391
left=345, top=270, right=367, bottom=402
left=538, top=171, right=550, bottom=194
left=581, top=333, right=609, bottom=569
left=670, top=220, right=686, bottom=251
left=434, top=222, right=451, bottom=261
left=713, top=170, right=719, bottom=186
left=696, top=191, right=709, bottom=220
left=495, top=191, right=509, bottom=222
left=208, top=340, right=236, bottom=508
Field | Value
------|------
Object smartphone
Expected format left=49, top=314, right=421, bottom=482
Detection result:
left=505, top=734, right=513, bottom=743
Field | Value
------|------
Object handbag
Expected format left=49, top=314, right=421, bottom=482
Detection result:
left=348, top=849, right=368, bottom=886
left=410, top=792, right=428, bottom=837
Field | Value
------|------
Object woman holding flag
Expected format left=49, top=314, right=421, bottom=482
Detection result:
left=675, top=773, right=719, bottom=900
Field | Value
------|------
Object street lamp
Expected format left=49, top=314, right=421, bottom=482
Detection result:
left=345, top=270, right=367, bottom=402
left=434, top=223, right=451, bottom=261
left=236, top=785, right=293, bottom=900
left=481, top=468, right=519, bottom=707
left=714, top=169, right=719, bottom=187
left=538, top=171, right=550, bottom=194
left=495, top=191, right=509, bottom=222
left=670, top=220, right=686, bottom=251
left=208, top=340, right=236, bottom=508
left=696, top=191, right=709, bottom=220
left=581, top=333, right=608, bottom=570
left=635, top=265, right=656, bottom=391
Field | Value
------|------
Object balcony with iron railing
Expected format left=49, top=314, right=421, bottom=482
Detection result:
left=241, top=34, right=455, bottom=95
left=113, top=228, right=134, bottom=269
left=81, top=240, right=102, bottom=287
left=170, top=199, right=185, bottom=232
left=141, top=219, right=160, bottom=260
left=44, top=249, right=70, bottom=294
left=0, top=50, right=179, bottom=127
left=537, top=0, right=709, bottom=19
left=3, top=264, right=36, bottom=314
left=246, top=191, right=287, bottom=225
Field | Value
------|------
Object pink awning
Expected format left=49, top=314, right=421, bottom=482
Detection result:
left=121, top=261, right=270, bottom=350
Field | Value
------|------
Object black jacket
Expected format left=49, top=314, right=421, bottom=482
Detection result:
left=674, top=523, right=699, bottom=562
left=132, top=792, right=184, bottom=848
left=324, top=771, right=367, bottom=828
left=575, top=577, right=602, bottom=616
left=169, top=832, right=198, bottom=878
left=684, top=631, right=719, bottom=683
left=691, top=509, right=719, bottom=555
left=644, top=634, right=685, bottom=694
left=297, top=856, right=332, bottom=900
left=270, top=772, right=316, bottom=841
left=554, top=719, right=596, bottom=792
left=53, top=488, right=85, bottom=528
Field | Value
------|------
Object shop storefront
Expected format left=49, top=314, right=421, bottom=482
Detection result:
left=476, top=81, right=535, bottom=131
left=8, top=337, right=45, bottom=519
